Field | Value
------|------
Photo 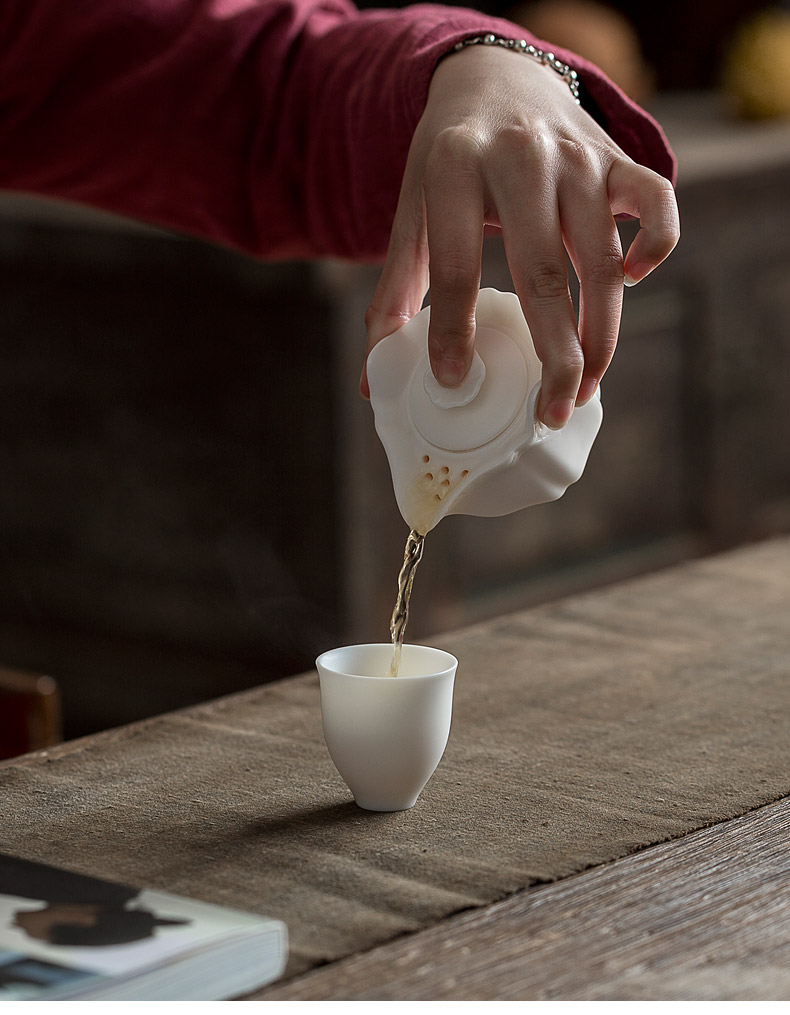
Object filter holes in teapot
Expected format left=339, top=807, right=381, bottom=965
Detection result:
left=420, top=462, right=468, bottom=499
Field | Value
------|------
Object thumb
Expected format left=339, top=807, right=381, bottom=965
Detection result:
left=360, top=199, right=429, bottom=399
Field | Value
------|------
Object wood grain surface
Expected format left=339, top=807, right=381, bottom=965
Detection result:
left=257, top=796, right=790, bottom=1000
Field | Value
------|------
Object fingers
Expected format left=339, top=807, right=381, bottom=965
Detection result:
left=608, top=160, right=680, bottom=285
left=561, top=181, right=624, bottom=406
left=503, top=156, right=677, bottom=426
left=422, top=131, right=485, bottom=386
left=365, top=111, right=679, bottom=434
left=497, top=171, right=583, bottom=429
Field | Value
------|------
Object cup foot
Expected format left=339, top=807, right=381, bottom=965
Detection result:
left=353, top=794, right=420, bottom=812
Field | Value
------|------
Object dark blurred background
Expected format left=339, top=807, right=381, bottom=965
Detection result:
left=361, top=0, right=780, bottom=95
left=2, top=0, right=789, bottom=751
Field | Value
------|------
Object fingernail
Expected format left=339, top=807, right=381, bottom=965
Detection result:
left=624, top=262, right=652, bottom=287
left=435, top=358, right=467, bottom=387
left=543, top=399, right=574, bottom=430
left=576, top=377, right=598, bottom=406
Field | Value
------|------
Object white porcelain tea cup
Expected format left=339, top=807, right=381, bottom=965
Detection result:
left=316, top=643, right=458, bottom=811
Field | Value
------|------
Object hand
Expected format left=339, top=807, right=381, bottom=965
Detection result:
left=361, top=43, right=680, bottom=428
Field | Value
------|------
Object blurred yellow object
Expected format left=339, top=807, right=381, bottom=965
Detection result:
left=721, top=8, right=790, bottom=119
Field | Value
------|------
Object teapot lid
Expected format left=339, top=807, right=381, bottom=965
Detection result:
left=408, top=325, right=531, bottom=452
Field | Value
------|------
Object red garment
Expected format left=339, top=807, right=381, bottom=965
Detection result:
left=0, top=0, right=675, bottom=261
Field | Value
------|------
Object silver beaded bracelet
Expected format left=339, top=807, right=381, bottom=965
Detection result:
left=448, top=34, right=581, bottom=105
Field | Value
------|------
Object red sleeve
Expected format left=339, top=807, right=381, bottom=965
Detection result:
left=0, top=0, right=676, bottom=262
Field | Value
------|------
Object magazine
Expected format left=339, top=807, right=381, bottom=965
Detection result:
left=0, top=853, right=287, bottom=1001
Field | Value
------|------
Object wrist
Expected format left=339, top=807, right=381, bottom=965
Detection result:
left=441, top=33, right=580, bottom=105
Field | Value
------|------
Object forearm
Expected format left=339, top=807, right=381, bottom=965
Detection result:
left=0, top=0, right=675, bottom=261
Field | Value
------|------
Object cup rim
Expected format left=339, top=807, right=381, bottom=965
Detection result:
left=316, top=643, right=457, bottom=681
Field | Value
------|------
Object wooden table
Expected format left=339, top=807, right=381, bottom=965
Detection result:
left=2, top=538, right=789, bottom=1000
left=260, top=797, right=790, bottom=1001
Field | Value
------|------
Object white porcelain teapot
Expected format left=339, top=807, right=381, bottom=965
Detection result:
left=367, top=288, right=603, bottom=534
